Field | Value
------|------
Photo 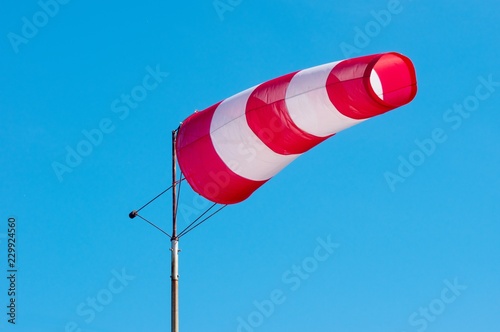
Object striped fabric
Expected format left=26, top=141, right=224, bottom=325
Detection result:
left=176, top=52, right=417, bottom=204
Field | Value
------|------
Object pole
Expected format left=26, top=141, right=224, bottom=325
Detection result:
left=171, top=238, right=179, bottom=332
left=171, top=129, right=179, bottom=332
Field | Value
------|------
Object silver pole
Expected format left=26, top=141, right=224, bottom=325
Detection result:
left=170, top=237, right=179, bottom=332
left=171, top=130, right=179, bottom=332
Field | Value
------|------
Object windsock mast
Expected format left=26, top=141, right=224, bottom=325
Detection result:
left=171, top=129, right=179, bottom=332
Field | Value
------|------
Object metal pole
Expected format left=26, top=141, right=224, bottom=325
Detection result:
left=171, top=238, right=179, bottom=332
left=171, top=130, right=179, bottom=332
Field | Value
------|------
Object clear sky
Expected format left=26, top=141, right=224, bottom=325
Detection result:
left=1, top=0, right=500, bottom=331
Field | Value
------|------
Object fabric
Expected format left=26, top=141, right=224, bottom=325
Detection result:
left=176, top=52, right=417, bottom=204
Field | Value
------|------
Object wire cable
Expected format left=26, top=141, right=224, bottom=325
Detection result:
left=177, top=203, right=218, bottom=238
left=135, top=186, right=172, bottom=214
left=135, top=212, right=171, bottom=238
left=130, top=178, right=186, bottom=216
left=174, top=171, right=183, bottom=220
left=178, top=204, right=228, bottom=239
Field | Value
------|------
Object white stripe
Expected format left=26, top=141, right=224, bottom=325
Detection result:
left=210, top=87, right=299, bottom=181
left=285, top=61, right=364, bottom=137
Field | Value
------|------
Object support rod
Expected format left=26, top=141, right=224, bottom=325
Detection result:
left=171, top=130, right=179, bottom=332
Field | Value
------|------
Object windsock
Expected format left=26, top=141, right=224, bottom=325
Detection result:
left=176, top=52, right=417, bottom=204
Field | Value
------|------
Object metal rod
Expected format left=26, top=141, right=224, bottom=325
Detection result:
left=171, top=238, right=179, bottom=332
left=171, top=130, right=179, bottom=332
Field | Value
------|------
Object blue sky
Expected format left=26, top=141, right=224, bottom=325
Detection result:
left=1, top=0, right=499, bottom=331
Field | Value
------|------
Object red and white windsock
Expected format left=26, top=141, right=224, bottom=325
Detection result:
left=176, top=52, right=417, bottom=204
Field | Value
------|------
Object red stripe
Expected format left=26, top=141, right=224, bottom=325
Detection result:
left=326, top=53, right=417, bottom=120
left=326, top=54, right=391, bottom=120
left=176, top=103, right=266, bottom=204
left=246, top=72, right=329, bottom=155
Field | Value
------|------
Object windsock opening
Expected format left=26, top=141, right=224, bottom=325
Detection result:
left=368, top=53, right=417, bottom=108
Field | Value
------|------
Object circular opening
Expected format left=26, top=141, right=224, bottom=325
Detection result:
left=369, top=53, right=417, bottom=107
